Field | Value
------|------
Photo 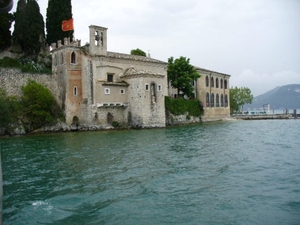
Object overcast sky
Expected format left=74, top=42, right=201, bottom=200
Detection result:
left=12, top=0, right=300, bottom=96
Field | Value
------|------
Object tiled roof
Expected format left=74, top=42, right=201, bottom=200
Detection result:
left=194, top=66, right=231, bottom=77
left=107, top=51, right=167, bottom=64
left=122, top=67, right=165, bottom=77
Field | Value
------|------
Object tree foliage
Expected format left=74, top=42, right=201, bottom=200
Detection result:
left=13, top=0, right=26, bottom=49
left=0, top=12, right=13, bottom=50
left=167, top=56, right=201, bottom=98
left=46, top=0, right=73, bottom=45
left=165, top=96, right=204, bottom=117
left=22, top=0, right=45, bottom=54
left=130, top=48, right=146, bottom=57
left=0, top=89, right=21, bottom=132
left=13, top=0, right=44, bottom=55
left=21, top=80, right=64, bottom=131
left=230, top=86, right=253, bottom=113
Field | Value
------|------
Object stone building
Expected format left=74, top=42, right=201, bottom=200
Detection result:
left=51, top=24, right=230, bottom=127
left=194, top=67, right=231, bottom=120
left=51, top=25, right=168, bottom=128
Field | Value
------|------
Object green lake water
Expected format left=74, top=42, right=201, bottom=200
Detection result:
left=1, top=119, right=300, bottom=225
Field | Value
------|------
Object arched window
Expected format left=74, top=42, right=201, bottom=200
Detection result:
left=216, top=94, right=219, bottom=107
left=72, top=116, right=79, bottom=126
left=220, top=79, right=223, bottom=89
left=206, top=76, right=209, bottom=87
left=221, top=94, right=224, bottom=107
left=61, top=53, right=64, bottom=64
left=206, top=92, right=209, bottom=107
left=211, top=77, right=214, bottom=87
left=73, top=86, right=78, bottom=96
left=224, top=80, right=228, bottom=89
left=211, top=93, right=214, bottom=107
left=225, top=94, right=228, bottom=107
left=216, top=78, right=219, bottom=88
left=71, top=51, right=76, bottom=64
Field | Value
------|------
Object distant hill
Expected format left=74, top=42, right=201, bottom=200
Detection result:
left=244, top=84, right=300, bottom=110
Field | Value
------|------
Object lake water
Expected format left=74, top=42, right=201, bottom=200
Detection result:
left=1, top=119, right=300, bottom=225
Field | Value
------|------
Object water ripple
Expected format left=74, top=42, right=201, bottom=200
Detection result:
left=1, top=120, right=300, bottom=224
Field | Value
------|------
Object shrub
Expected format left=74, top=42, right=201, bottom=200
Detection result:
left=165, top=96, right=204, bottom=117
left=0, top=89, right=21, bottom=132
left=21, top=80, right=64, bottom=131
left=112, top=121, right=120, bottom=128
left=0, top=57, right=21, bottom=68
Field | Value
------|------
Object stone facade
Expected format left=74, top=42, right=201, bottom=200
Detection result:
left=195, top=67, right=231, bottom=121
left=51, top=25, right=168, bottom=128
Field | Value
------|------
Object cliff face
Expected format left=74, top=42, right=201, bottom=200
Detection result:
left=245, top=84, right=300, bottom=110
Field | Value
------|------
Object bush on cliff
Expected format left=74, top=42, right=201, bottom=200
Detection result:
left=0, top=57, right=22, bottom=69
left=21, top=80, right=64, bottom=131
left=0, top=56, right=52, bottom=73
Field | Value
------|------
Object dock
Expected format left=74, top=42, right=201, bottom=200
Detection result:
left=233, top=113, right=298, bottom=120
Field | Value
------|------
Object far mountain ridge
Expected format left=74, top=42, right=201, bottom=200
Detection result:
left=245, top=84, right=300, bottom=110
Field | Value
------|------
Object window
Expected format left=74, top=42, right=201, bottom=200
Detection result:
left=120, top=89, right=125, bottom=94
left=104, top=88, right=110, bottom=94
left=73, top=86, right=78, bottom=96
left=61, top=53, right=64, bottom=64
left=211, top=93, right=214, bottom=107
left=206, top=76, right=209, bottom=87
left=216, top=94, right=219, bottom=107
left=151, top=82, right=157, bottom=103
left=225, top=94, right=228, bottom=107
left=216, top=78, right=219, bottom=88
left=224, top=80, right=228, bottom=89
left=211, top=77, right=214, bottom=88
left=221, top=94, right=224, bottom=107
left=145, top=83, right=149, bottom=91
left=71, top=52, right=76, bottom=64
left=95, top=31, right=99, bottom=46
left=220, top=79, right=223, bottom=89
left=157, top=84, right=162, bottom=91
left=206, top=92, right=209, bottom=107
left=107, top=74, right=113, bottom=82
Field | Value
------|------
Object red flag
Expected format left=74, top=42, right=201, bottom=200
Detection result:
left=62, top=18, right=74, bottom=31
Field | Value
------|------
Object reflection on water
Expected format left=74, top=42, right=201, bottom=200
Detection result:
left=1, top=120, right=300, bottom=225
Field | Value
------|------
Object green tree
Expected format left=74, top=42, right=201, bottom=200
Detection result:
left=21, top=80, right=63, bottom=131
left=13, top=0, right=27, bottom=50
left=22, top=0, right=45, bottom=54
left=0, top=89, right=21, bottom=132
left=13, top=0, right=44, bottom=55
left=130, top=48, right=146, bottom=57
left=0, top=12, right=13, bottom=50
left=46, top=0, right=73, bottom=45
left=167, top=56, right=201, bottom=98
left=230, top=86, right=253, bottom=113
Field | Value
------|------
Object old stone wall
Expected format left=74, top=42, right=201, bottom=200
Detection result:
left=166, top=111, right=201, bottom=126
left=0, top=68, right=59, bottom=101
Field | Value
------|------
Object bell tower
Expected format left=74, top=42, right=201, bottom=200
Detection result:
left=89, top=25, right=108, bottom=56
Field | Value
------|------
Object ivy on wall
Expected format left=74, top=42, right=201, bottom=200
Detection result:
left=165, top=96, right=204, bottom=117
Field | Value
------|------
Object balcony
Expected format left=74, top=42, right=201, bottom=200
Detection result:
left=96, top=102, right=128, bottom=108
